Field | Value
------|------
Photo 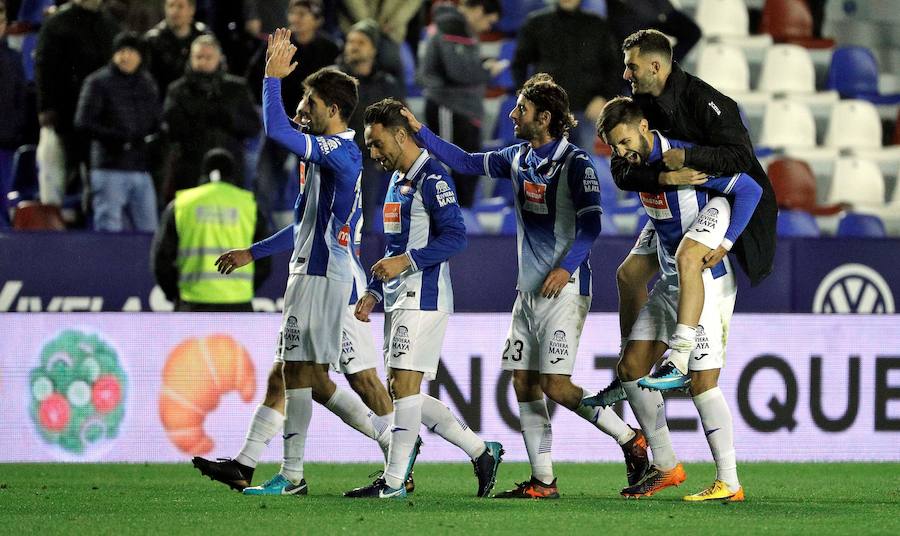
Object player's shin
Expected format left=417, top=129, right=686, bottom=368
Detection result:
left=421, top=394, right=486, bottom=459
left=693, top=386, right=739, bottom=491
left=622, top=380, right=677, bottom=470
left=235, top=404, right=284, bottom=468
left=383, top=394, right=423, bottom=490
left=518, top=399, right=554, bottom=484
left=280, top=387, right=313, bottom=483
left=575, top=388, right=635, bottom=444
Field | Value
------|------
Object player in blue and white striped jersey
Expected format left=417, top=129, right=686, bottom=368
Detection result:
left=401, top=74, right=648, bottom=499
left=347, top=98, right=504, bottom=499
left=591, top=96, right=761, bottom=501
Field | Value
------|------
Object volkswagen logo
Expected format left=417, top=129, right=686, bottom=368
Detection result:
left=812, top=263, right=895, bottom=313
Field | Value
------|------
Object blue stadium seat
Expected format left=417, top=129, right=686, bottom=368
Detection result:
left=599, top=211, right=618, bottom=235
left=580, top=0, right=608, bottom=17
left=836, top=212, right=886, bottom=237
left=826, top=46, right=900, bottom=104
left=776, top=209, right=820, bottom=237
left=17, top=0, right=54, bottom=23
left=399, top=41, right=420, bottom=98
left=499, top=207, right=517, bottom=235
left=496, top=0, right=545, bottom=35
left=491, top=178, right=515, bottom=205
left=490, top=40, right=516, bottom=92
left=10, top=144, right=38, bottom=201
left=491, top=94, right=518, bottom=148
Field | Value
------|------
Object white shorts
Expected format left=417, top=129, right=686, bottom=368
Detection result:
left=501, top=290, right=590, bottom=375
left=337, top=305, right=379, bottom=375
left=275, top=274, right=352, bottom=365
left=629, top=197, right=738, bottom=371
left=383, top=309, right=449, bottom=380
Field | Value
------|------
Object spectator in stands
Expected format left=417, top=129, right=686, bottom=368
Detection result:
left=606, top=0, right=701, bottom=64
left=163, top=34, right=260, bottom=200
left=242, top=0, right=288, bottom=37
left=0, top=1, right=26, bottom=226
left=104, top=0, right=164, bottom=33
left=144, top=0, right=211, bottom=98
left=418, top=0, right=504, bottom=207
left=34, top=0, right=120, bottom=207
left=339, top=0, right=423, bottom=79
left=512, top=0, right=620, bottom=149
left=337, top=18, right=405, bottom=231
left=245, top=0, right=338, bottom=225
left=75, top=31, right=161, bottom=232
left=151, top=148, right=271, bottom=312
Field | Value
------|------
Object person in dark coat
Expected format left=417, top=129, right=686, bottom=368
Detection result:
left=613, top=29, right=777, bottom=288
left=606, top=0, right=701, bottom=63
left=143, top=0, right=212, bottom=97
left=74, top=31, right=161, bottom=231
left=0, top=1, right=26, bottom=225
left=336, top=18, right=405, bottom=231
left=34, top=0, right=121, bottom=205
left=163, top=34, right=261, bottom=200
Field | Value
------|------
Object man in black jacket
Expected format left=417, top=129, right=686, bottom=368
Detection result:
left=163, top=34, right=261, bottom=201
left=613, top=29, right=777, bottom=288
left=143, top=0, right=212, bottom=98
left=0, top=1, right=26, bottom=226
left=74, top=31, right=161, bottom=231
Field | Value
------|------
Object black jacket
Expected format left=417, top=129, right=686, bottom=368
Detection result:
left=512, top=6, right=620, bottom=111
left=612, top=64, right=777, bottom=286
left=34, top=3, right=121, bottom=128
left=245, top=33, right=340, bottom=110
left=144, top=20, right=212, bottom=97
left=74, top=64, right=161, bottom=171
left=0, top=40, right=26, bottom=149
left=163, top=69, right=261, bottom=191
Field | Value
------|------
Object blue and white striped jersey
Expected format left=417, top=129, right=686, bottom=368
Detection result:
left=642, top=131, right=761, bottom=280
left=260, top=78, right=362, bottom=283
left=367, top=150, right=467, bottom=313
left=482, top=137, right=602, bottom=296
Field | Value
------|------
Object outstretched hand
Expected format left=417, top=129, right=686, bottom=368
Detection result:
left=265, top=28, right=298, bottom=79
left=399, top=107, right=422, bottom=134
left=215, top=248, right=254, bottom=275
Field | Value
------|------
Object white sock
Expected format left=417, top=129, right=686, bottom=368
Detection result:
left=575, top=388, right=636, bottom=445
left=384, top=394, right=422, bottom=489
left=371, top=411, right=393, bottom=460
left=667, top=324, right=696, bottom=374
left=235, top=405, right=284, bottom=468
left=622, top=380, right=677, bottom=470
left=693, top=387, right=740, bottom=491
left=280, top=388, right=312, bottom=484
left=421, top=394, right=486, bottom=459
left=324, top=388, right=378, bottom=440
left=518, top=400, right=554, bottom=484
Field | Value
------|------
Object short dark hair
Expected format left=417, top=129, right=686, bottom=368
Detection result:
left=288, top=0, right=323, bottom=17
left=518, top=73, right=577, bottom=139
left=596, top=96, right=645, bottom=141
left=622, top=29, right=673, bottom=63
left=303, top=67, right=359, bottom=123
left=461, top=0, right=501, bottom=15
left=363, top=98, right=411, bottom=132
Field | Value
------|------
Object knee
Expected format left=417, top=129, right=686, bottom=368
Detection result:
left=689, top=371, right=719, bottom=397
left=675, top=242, right=705, bottom=275
left=263, top=365, right=285, bottom=405
left=348, top=370, right=383, bottom=399
left=512, top=371, right=541, bottom=400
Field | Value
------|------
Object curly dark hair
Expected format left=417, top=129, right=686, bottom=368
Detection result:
left=595, top=96, right=645, bottom=142
left=363, top=97, right=411, bottom=132
left=303, top=67, right=359, bottom=123
left=518, top=73, right=578, bottom=139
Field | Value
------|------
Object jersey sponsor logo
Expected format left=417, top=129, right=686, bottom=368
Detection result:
left=337, top=223, right=351, bottom=247
left=297, top=162, right=306, bottom=191
left=695, top=325, right=710, bottom=351
left=548, top=329, right=569, bottom=357
left=434, top=179, right=457, bottom=207
left=317, top=137, right=340, bottom=155
left=708, top=101, right=722, bottom=116
left=284, top=315, right=301, bottom=343
left=582, top=167, right=600, bottom=193
left=523, top=181, right=549, bottom=214
left=639, top=192, right=673, bottom=220
left=812, top=263, right=895, bottom=313
left=691, top=208, right=719, bottom=234
left=341, top=331, right=354, bottom=355
left=383, top=202, right=402, bottom=234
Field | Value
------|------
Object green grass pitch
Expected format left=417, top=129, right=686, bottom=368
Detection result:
left=1, top=462, right=898, bottom=535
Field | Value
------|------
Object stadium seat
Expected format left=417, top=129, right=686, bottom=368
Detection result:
left=759, top=100, right=817, bottom=150
left=776, top=209, right=820, bottom=236
left=399, top=41, right=420, bottom=97
left=600, top=212, right=619, bottom=236
left=694, top=0, right=772, bottom=49
left=696, top=44, right=750, bottom=96
left=826, top=46, right=900, bottom=104
left=824, top=100, right=882, bottom=150
left=10, top=144, right=38, bottom=201
left=757, top=45, right=839, bottom=106
left=768, top=158, right=845, bottom=215
left=836, top=213, right=886, bottom=237
left=472, top=196, right=510, bottom=234
left=490, top=178, right=515, bottom=205
left=12, top=201, right=65, bottom=231
left=460, top=208, right=483, bottom=235
left=495, top=0, right=545, bottom=35
left=488, top=94, right=518, bottom=149
left=759, top=0, right=835, bottom=48
left=489, top=40, right=516, bottom=93
left=826, top=158, right=886, bottom=209
left=499, top=207, right=517, bottom=235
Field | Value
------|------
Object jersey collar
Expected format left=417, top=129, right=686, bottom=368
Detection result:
left=335, top=129, right=356, bottom=141
left=526, top=136, right=570, bottom=171
left=398, top=149, right=430, bottom=183
left=648, top=130, right=671, bottom=164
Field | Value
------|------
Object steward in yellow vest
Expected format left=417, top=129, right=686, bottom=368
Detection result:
left=151, top=149, right=270, bottom=311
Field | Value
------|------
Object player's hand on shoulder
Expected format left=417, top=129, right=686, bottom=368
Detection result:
left=662, top=148, right=686, bottom=170
left=541, top=267, right=571, bottom=299
left=355, top=292, right=378, bottom=322
left=660, top=167, right=707, bottom=186
left=215, top=248, right=253, bottom=274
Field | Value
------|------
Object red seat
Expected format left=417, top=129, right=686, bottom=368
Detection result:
left=12, top=201, right=66, bottom=230
left=768, top=158, right=844, bottom=216
left=759, top=0, right=834, bottom=49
